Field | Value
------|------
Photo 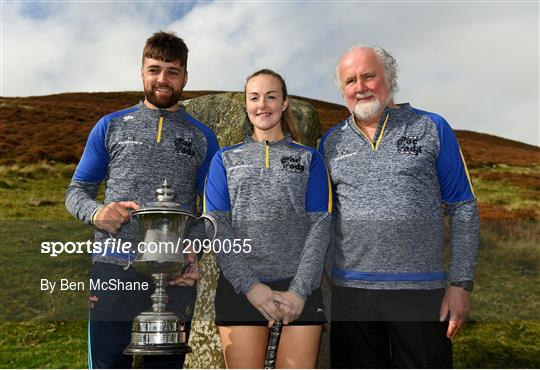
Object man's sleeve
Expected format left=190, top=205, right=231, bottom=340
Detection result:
left=189, top=129, right=219, bottom=242
left=435, top=116, right=480, bottom=282
left=318, top=130, right=336, bottom=279
left=318, top=129, right=328, bottom=157
left=204, top=151, right=260, bottom=294
left=65, top=117, right=109, bottom=224
left=289, top=151, right=333, bottom=300
left=196, top=130, right=220, bottom=195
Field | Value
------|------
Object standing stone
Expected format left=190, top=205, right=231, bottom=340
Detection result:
left=182, top=92, right=323, bottom=369
left=183, top=92, right=322, bottom=148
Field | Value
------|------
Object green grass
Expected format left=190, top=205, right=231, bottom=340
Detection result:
left=473, top=178, right=538, bottom=212
left=451, top=221, right=539, bottom=368
left=0, top=162, right=91, bottom=368
left=0, top=162, right=77, bottom=220
left=454, top=321, right=540, bottom=368
left=0, top=221, right=92, bottom=321
left=0, top=162, right=538, bottom=368
left=0, top=321, right=87, bottom=368
left=472, top=221, right=539, bottom=321
left=469, top=166, right=539, bottom=215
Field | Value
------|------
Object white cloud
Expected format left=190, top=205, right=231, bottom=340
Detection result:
left=1, top=1, right=538, bottom=145
left=2, top=2, right=171, bottom=95
left=393, top=3, right=538, bottom=143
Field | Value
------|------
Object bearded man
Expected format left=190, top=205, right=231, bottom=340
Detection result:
left=65, top=31, right=218, bottom=368
left=319, top=46, right=479, bottom=368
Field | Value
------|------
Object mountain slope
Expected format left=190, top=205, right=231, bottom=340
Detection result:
left=1, top=91, right=537, bottom=167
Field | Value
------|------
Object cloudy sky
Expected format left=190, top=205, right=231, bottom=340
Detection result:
left=2, top=1, right=538, bottom=145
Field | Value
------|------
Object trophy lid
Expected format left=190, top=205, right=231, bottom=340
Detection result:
left=133, top=179, right=195, bottom=216
left=156, top=179, right=175, bottom=201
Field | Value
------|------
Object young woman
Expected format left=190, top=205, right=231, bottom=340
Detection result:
left=204, top=69, right=332, bottom=368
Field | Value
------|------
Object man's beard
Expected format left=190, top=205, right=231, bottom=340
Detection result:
left=145, top=86, right=182, bottom=109
left=353, top=95, right=388, bottom=122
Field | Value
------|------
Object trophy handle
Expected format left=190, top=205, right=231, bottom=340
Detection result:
left=108, top=232, right=132, bottom=271
left=196, top=214, right=218, bottom=241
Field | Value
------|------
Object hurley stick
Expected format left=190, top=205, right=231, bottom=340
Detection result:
left=264, top=321, right=283, bottom=369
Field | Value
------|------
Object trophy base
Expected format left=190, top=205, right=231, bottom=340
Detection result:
left=123, top=343, right=192, bottom=356
left=124, top=310, right=191, bottom=356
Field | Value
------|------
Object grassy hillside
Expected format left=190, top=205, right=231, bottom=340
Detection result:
left=0, top=163, right=89, bottom=368
left=0, top=162, right=537, bottom=368
left=1, top=91, right=539, bottom=167
left=0, top=92, right=538, bottom=368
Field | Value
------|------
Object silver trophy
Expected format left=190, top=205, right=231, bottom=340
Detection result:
left=123, top=180, right=217, bottom=356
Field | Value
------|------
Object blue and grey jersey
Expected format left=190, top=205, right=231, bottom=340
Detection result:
left=204, top=135, right=332, bottom=299
left=65, top=102, right=219, bottom=266
left=320, top=103, right=479, bottom=290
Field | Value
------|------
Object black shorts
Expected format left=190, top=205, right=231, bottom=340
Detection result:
left=330, top=285, right=452, bottom=368
left=215, top=273, right=326, bottom=326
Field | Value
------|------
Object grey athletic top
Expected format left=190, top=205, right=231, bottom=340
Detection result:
left=65, top=102, right=219, bottom=266
left=204, top=135, right=333, bottom=299
left=319, top=103, right=479, bottom=290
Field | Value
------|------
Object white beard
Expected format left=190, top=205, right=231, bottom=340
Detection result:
left=353, top=98, right=384, bottom=122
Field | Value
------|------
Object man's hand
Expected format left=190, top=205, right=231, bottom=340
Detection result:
left=439, top=286, right=471, bottom=339
left=169, top=253, right=199, bottom=287
left=274, top=290, right=306, bottom=326
left=94, top=201, right=140, bottom=234
left=246, top=283, right=293, bottom=324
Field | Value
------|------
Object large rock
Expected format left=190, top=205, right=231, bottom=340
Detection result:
left=183, top=253, right=225, bottom=369
left=183, top=92, right=322, bottom=147
left=182, top=92, right=324, bottom=369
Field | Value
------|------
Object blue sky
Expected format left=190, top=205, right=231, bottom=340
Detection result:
left=1, top=1, right=538, bottom=146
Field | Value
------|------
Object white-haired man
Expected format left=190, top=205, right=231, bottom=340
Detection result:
left=319, top=46, right=479, bottom=368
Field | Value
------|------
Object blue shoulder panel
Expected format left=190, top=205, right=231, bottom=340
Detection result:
left=204, top=150, right=232, bottom=212
left=318, top=119, right=348, bottom=156
left=184, top=114, right=220, bottom=194
left=300, top=147, right=332, bottom=213
left=73, top=106, right=138, bottom=182
left=413, top=108, right=475, bottom=203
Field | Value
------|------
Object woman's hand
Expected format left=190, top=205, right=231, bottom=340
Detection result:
left=246, top=283, right=293, bottom=324
left=275, top=290, right=306, bottom=325
left=168, top=253, right=199, bottom=286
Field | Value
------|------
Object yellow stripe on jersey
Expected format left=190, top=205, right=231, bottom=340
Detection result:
left=156, top=116, right=164, bottom=143
left=459, top=148, right=475, bottom=197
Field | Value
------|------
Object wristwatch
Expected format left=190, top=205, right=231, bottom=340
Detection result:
left=450, top=280, right=474, bottom=292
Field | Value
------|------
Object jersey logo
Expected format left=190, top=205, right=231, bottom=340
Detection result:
left=334, top=150, right=357, bottom=161
left=281, top=155, right=305, bottom=173
left=175, top=137, right=196, bottom=157
left=118, top=135, right=142, bottom=145
left=230, top=160, right=253, bottom=169
left=397, top=136, right=422, bottom=155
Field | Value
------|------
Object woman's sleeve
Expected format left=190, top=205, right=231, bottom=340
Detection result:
left=289, top=151, right=333, bottom=300
left=204, top=151, right=260, bottom=294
